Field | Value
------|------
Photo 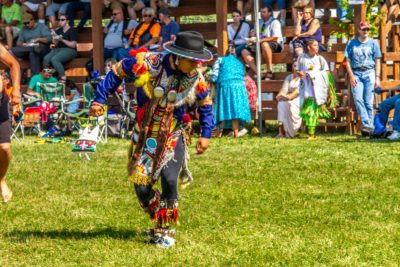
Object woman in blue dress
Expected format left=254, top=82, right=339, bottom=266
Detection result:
left=211, top=46, right=251, bottom=138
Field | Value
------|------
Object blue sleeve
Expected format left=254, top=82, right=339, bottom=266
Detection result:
left=93, top=57, right=137, bottom=104
left=374, top=41, right=382, bottom=59
left=210, top=58, right=221, bottom=82
left=197, top=89, right=214, bottom=139
left=93, top=72, right=123, bottom=105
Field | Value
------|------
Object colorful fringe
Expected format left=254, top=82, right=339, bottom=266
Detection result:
left=140, top=190, right=160, bottom=218
left=327, top=72, right=339, bottom=109
left=153, top=209, right=179, bottom=227
left=300, top=98, right=331, bottom=135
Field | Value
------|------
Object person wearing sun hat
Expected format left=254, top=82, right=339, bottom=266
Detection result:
left=89, top=31, right=213, bottom=248
left=345, top=21, right=382, bottom=137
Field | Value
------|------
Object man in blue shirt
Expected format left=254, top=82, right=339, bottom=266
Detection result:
left=158, top=7, right=179, bottom=46
left=345, top=21, right=382, bottom=136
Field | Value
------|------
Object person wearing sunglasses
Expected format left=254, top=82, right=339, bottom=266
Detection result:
left=43, top=15, right=77, bottom=82
left=117, top=7, right=161, bottom=59
left=10, top=13, right=51, bottom=75
left=344, top=21, right=382, bottom=137
left=46, top=0, right=75, bottom=29
left=292, top=5, right=323, bottom=58
left=103, top=5, right=137, bottom=60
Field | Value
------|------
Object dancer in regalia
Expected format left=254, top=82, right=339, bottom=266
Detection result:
left=89, top=31, right=213, bottom=248
left=296, top=39, right=338, bottom=140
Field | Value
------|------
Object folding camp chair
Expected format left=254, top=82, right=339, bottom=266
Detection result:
left=37, top=82, right=65, bottom=126
left=10, top=110, right=24, bottom=141
left=61, top=82, right=93, bottom=133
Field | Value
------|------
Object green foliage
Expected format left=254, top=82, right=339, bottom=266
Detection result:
left=330, top=0, right=384, bottom=39
left=1, top=135, right=400, bottom=265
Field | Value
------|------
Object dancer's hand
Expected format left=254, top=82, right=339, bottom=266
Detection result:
left=196, top=137, right=210, bottom=154
left=11, top=93, right=21, bottom=116
left=88, top=102, right=104, bottom=117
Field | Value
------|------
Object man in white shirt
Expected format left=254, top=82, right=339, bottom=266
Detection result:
left=241, top=5, right=283, bottom=80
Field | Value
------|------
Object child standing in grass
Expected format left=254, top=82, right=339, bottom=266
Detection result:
left=296, top=39, right=338, bottom=140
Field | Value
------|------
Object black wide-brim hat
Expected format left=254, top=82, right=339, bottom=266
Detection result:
left=163, top=31, right=213, bottom=61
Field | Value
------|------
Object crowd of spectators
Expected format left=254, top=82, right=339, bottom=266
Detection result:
left=0, top=0, right=398, bottom=140
left=0, top=0, right=182, bottom=82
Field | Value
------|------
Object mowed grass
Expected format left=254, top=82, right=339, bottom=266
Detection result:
left=1, top=134, right=400, bottom=266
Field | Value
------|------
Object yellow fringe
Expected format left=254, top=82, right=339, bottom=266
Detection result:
left=112, top=61, right=127, bottom=79
left=128, top=172, right=150, bottom=185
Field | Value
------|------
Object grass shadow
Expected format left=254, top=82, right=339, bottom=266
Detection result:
left=7, top=227, right=139, bottom=242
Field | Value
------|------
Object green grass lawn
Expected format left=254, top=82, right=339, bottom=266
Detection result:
left=1, top=135, right=400, bottom=265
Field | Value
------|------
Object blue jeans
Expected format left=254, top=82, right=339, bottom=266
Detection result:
left=352, top=69, right=375, bottom=129
left=263, top=0, right=286, bottom=9
left=67, top=1, right=91, bottom=28
left=379, top=94, right=400, bottom=131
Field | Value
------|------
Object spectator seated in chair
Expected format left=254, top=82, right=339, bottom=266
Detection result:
left=0, top=0, right=23, bottom=49
left=26, top=66, right=57, bottom=99
left=11, top=13, right=51, bottom=75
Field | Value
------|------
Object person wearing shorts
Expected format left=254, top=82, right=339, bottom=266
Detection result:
left=21, top=0, right=47, bottom=24
left=0, top=0, right=22, bottom=49
left=241, top=5, right=283, bottom=80
left=0, top=43, right=21, bottom=203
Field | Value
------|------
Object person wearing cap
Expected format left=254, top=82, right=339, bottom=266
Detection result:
left=0, top=42, right=21, bottom=203
left=345, top=21, right=382, bottom=136
left=11, top=13, right=51, bottom=75
left=0, top=0, right=22, bottom=49
left=158, top=7, right=180, bottom=46
left=26, top=66, right=57, bottom=98
left=89, top=31, right=214, bottom=248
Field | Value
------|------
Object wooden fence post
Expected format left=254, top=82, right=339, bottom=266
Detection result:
left=353, top=3, right=366, bottom=37
left=216, top=0, right=228, bottom=57
left=91, top=1, right=104, bottom=75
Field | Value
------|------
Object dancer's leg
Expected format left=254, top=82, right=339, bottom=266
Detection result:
left=0, top=121, right=12, bottom=202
